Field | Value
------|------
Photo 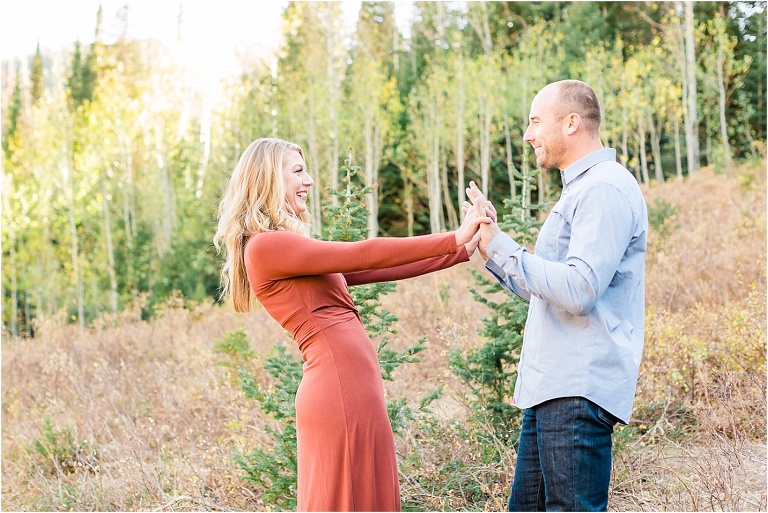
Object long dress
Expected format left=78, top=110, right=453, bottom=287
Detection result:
left=244, top=230, right=468, bottom=512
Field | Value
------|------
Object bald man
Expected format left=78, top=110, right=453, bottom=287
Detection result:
left=467, top=80, right=648, bottom=511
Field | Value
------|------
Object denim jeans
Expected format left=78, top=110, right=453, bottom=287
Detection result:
left=508, top=397, right=619, bottom=512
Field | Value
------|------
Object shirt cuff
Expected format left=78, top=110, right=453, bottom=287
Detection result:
left=484, top=232, right=531, bottom=301
left=486, top=231, right=522, bottom=261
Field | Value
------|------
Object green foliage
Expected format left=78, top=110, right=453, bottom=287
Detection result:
left=647, top=197, right=680, bottom=242
left=449, top=164, right=548, bottom=447
left=29, top=418, right=99, bottom=475
left=2, top=72, right=22, bottom=160
left=3, top=1, right=766, bottom=334
left=239, top=344, right=303, bottom=421
left=66, top=40, right=97, bottom=109
left=234, top=344, right=301, bottom=511
left=30, top=44, right=44, bottom=104
left=323, top=152, right=376, bottom=241
left=213, top=328, right=254, bottom=366
left=377, top=337, right=426, bottom=382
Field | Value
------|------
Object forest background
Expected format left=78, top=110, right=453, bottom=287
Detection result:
left=1, top=1, right=767, bottom=511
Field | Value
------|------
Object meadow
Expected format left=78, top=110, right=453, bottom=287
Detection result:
left=2, top=160, right=766, bottom=511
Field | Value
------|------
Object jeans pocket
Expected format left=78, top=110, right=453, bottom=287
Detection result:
left=596, top=407, right=619, bottom=430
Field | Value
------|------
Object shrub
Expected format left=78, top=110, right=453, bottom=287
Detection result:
left=29, top=418, right=99, bottom=476
left=449, top=162, right=547, bottom=446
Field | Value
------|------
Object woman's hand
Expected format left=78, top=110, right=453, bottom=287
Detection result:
left=464, top=229, right=482, bottom=257
left=454, top=200, right=492, bottom=247
left=463, top=181, right=497, bottom=221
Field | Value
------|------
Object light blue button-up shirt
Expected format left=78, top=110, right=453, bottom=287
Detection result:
left=485, top=148, right=647, bottom=423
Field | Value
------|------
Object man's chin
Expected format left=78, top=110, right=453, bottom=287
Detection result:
left=537, top=159, right=559, bottom=170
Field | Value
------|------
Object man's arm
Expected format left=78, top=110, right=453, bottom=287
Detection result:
left=483, top=232, right=533, bottom=302
left=466, top=181, right=634, bottom=316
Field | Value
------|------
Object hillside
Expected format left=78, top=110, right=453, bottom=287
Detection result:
left=1, top=161, right=766, bottom=511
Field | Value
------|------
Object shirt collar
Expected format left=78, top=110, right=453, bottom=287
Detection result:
left=560, top=148, right=617, bottom=186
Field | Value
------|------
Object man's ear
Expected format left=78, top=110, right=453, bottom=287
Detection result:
left=564, top=113, right=580, bottom=135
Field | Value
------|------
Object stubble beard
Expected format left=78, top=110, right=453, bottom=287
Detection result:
left=537, top=133, right=568, bottom=170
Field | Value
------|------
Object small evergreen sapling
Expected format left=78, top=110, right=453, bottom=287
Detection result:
left=449, top=161, right=548, bottom=447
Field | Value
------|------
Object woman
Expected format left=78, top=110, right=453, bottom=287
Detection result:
left=214, top=138, right=488, bottom=511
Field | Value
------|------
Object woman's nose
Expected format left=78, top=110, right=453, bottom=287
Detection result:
left=303, top=175, right=314, bottom=186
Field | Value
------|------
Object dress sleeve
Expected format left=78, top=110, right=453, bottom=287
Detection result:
left=343, top=246, right=469, bottom=286
left=246, top=230, right=459, bottom=281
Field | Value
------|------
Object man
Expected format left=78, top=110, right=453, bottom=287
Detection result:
left=466, top=79, right=648, bottom=511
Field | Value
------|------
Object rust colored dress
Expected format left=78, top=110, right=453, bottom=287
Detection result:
left=244, top=230, right=468, bottom=512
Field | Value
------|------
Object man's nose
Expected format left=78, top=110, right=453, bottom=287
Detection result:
left=523, top=126, right=533, bottom=142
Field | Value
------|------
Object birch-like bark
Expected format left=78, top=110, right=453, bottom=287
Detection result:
left=684, top=1, right=700, bottom=174
left=63, top=155, right=84, bottom=328
left=479, top=99, right=492, bottom=197
left=363, top=112, right=379, bottom=238
left=716, top=54, right=732, bottom=173
left=441, top=149, right=458, bottom=230
left=637, top=116, right=650, bottom=184
left=674, top=117, right=684, bottom=180
left=455, top=58, right=466, bottom=209
left=648, top=111, right=665, bottom=184
left=101, top=178, right=118, bottom=318
left=428, top=113, right=442, bottom=234
left=504, top=118, right=518, bottom=200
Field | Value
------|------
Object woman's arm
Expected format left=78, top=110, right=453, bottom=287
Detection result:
left=343, top=246, right=469, bottom=286
left=246, top=230, right=459, bottom=280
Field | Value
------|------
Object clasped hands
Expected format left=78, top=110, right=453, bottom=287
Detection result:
left=454, top=181, right=501, bottom=260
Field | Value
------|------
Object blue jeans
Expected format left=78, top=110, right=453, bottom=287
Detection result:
left=508, top=397, right=618, bottom=511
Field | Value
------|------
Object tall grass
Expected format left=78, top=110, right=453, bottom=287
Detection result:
left=2, top=162, right=766, bottom=511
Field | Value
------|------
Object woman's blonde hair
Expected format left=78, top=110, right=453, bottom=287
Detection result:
left=213, top=137, right=311, bottom=312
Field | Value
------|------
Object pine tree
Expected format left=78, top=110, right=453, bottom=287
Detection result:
left=66, top=40, right=97, bottom=109
left=30, top=43, right=44, bottom=105
left=2, top=71, right=22, bottom=160
left=448, top=157, right=547, bottom=447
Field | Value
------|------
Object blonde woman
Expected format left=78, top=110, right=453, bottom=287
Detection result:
left=214, top=138, right=488, bottom=511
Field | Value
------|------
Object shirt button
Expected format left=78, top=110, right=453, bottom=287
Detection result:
left=493, top=252, right=500, bottom=258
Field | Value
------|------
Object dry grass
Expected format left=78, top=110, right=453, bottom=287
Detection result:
left=1, top=297, right=291, bottom=511
left=2, top=161, right=766, bottom=511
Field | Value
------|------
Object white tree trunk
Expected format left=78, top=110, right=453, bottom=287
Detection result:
left=674, top=117, right=684, bottom=180
left=455, top=59, right=466, bottom=209
left=63, top=156, right=85, bottom=328
left=441, top=150, right=458, bottom=230
left=648, top=111, right=665, bottom=184
left=638, top=116, right=650, bottom=184
left=479, top=100, right=492, bottom=197
left=716, top=54, right=732, bottom=173
left=102, top=179, right=118, bottom=319
left=505, top=118, right=519, bottom=202
left=364, top=114, right=379, bottom=238
left=684, top=1, right=700, bottom=174
left=428, top=121, right=442, bottom=234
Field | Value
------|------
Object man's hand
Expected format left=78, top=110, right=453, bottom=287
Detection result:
left=465, top=181, right=497, bottom=222
left=464, top=181, right=501, bottom=260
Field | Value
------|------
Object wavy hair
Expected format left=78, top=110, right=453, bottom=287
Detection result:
left=213, top=138, right=311, bottom=311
